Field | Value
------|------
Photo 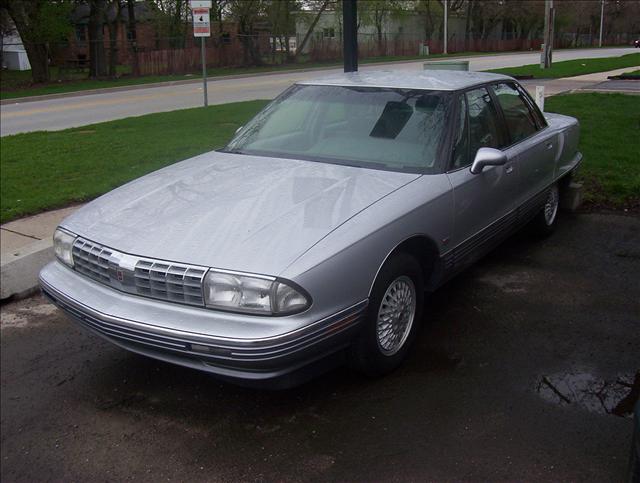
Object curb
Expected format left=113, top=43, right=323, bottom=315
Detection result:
left=1, top=239, right=53, bottom=301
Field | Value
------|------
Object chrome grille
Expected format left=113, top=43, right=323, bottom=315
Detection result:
left=72, top=238, right=112, bottom=283
left=134, top=260, right=206, bottom=305
left=71, top=237, right=207, bottom=306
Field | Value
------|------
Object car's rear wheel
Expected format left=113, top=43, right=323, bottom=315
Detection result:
left=350, top=253, right=424, bottom=376
left=531, top=183, right=560, bottom=237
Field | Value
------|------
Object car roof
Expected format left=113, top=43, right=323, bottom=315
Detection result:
left=296, top=69, right=513, bottom=91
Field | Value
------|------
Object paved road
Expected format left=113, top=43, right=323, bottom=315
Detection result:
left=1, top=47, right=636, bottom=136
left=1, top=213, right=638, bottom=481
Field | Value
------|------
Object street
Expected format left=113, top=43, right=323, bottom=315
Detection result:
left=2, top=213, right=638, bottom=481
left=0, top=47, right=635, bottom=136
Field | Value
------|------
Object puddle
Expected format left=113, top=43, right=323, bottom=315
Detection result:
left=536, top=370, right=639, bottom=418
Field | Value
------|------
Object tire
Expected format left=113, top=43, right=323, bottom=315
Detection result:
left=530, top=183, right=560, bottom=237
left=350, top=252, right=424, bottom=377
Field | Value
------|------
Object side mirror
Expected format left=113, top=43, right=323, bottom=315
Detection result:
left=470, top=147, right=507, bottom=174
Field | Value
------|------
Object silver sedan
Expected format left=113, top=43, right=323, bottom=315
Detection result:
left=40, top=70, right=581, bottom=388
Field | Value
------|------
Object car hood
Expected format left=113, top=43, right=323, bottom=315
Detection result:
left=62, top=151, right=420, bottom=276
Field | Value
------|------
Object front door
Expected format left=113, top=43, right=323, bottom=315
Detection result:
left=445, top=86, right=519, bottom=268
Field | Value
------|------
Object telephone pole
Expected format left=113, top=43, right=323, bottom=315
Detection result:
left=443, top=0, right=448, bottom=55
left=541, top=0, right=554, bottom=69
left=343, top=0, right=358, bottom=72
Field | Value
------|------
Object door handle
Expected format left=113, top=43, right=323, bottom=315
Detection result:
left=506, top=165, right=514, bottom=174
left=546, top=142, right=554, bottom=150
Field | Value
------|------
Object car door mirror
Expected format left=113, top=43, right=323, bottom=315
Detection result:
left=470, top=147, right=507, bottom=174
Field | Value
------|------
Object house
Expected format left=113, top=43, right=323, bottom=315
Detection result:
left=293, top=8, right=470, bottom=58
left=1, top=19, right=30, bottom=70
left=59, top=1, right=159, bottom=66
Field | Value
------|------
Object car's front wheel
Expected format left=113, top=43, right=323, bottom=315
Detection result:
left=350, top=253, right=424, bottom=376
left=531, top=183, right=560, bottom=237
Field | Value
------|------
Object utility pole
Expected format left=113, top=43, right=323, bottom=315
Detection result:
left=343, top=0, right=358, bottom=72
left=443, top=0, right=448, bottom=55
left=598, top=0, right=605, bottom=47
left=541, top=0, right=554, bottom=69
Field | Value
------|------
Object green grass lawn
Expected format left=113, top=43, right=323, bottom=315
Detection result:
left=0, top=100, right=269, bottom=223
left=545, top=93, right=640, bottom=209
left=0, top=51, right=511, bottom=101
left=621, top=69, right=640, bottom=76
left=490, top=52, right=640, bottom=78
left=1, top=92, right=637, bottom=224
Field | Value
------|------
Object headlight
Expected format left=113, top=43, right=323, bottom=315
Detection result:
left=53, top=228, right=76, bottom=267
left=203, top=270, right=310, bottom=315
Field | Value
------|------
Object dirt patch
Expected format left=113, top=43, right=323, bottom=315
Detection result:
left=0, top=295, right=59, bottom=329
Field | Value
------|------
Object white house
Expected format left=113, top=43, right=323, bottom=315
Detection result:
left=2, top=24, right=31, bottom=71
left=293, top=8, right=481, bottom=57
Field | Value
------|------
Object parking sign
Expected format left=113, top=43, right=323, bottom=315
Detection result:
left=192, top=8, right=210, bottom=37
left=190, top=1, right=211, bottom=38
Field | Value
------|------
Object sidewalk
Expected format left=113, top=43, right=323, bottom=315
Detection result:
left=520, top=67, right=640, bottom=96
left=1, top=206, right=80, bottom=299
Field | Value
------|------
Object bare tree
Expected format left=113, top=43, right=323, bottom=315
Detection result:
left=359, top=0, right=402, bottom=54
left=126, top=0, right=139, bottom=75
left=89, top=0, right=108, bottom=77
left=227, top=0, right=267, bottom=66
left=294, top=0, right=330, bottom=60
left=106, top=0, right=122, bottom=78
left=265, top=0, right=299, bottom=63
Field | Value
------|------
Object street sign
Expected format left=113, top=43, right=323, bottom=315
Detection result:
left=189, top=1, right=212, bottom=7
left=192, top=7, right=211, bottom=38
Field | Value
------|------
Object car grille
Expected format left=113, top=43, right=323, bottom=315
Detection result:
left=73, top=238, right=113, bottom=283
left=71, top=237, right=207, bottom=306
left=133, top=260, right=206, bottom=305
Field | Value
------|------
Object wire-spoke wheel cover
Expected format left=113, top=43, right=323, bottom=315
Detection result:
left=376, top=275, right=417, bottom=356
left=544, top=185, right=559, bottom=226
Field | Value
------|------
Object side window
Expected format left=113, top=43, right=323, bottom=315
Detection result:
left=466, top=87, right=504, bottom=158
left=493, top=82, right=538, bottom=143
left=451, top=94, right=469, bottom=169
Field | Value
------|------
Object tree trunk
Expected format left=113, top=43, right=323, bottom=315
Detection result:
left=89, top=0, right=108, bottom=78
left=25, top=42, right=50, bottom=83
left=126, top=0, right=139, bottom=76
left=4, top=0, right=50, bottom=82
left=107, top=2, right=121, bottom=78
left=464, top=0, right=473, bottom=51
left=271, top=33, right=276, bottom=63
left=294, top=0, right=329, bottom=60
left=284, top=34, right=291, bottom=61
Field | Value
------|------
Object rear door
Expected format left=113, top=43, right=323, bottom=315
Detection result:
left=445, top=86, right=520, bottom=263
left=490, top=82, right=557, bottom=209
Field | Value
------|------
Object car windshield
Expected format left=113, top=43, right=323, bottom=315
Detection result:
left=223, top=84, right=452, bottom=173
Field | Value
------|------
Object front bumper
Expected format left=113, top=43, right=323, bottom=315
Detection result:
left=40, top=261, right=366, bottom=388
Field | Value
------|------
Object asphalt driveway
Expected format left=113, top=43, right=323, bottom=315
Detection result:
left=1, top=213, right=638, bottom=481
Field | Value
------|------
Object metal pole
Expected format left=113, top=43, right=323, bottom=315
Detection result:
left=443, top=0, right=448, bottom=55
left=542, top=0, right=553, bottom=69
left=201, top=36, right=208, bottom=107
left=598, top=0, right=605, bottom=47
left=342, top=0, right=358, bottom=72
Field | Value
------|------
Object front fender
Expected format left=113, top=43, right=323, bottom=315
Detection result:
left=281, top=174, right=453, bottom=319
